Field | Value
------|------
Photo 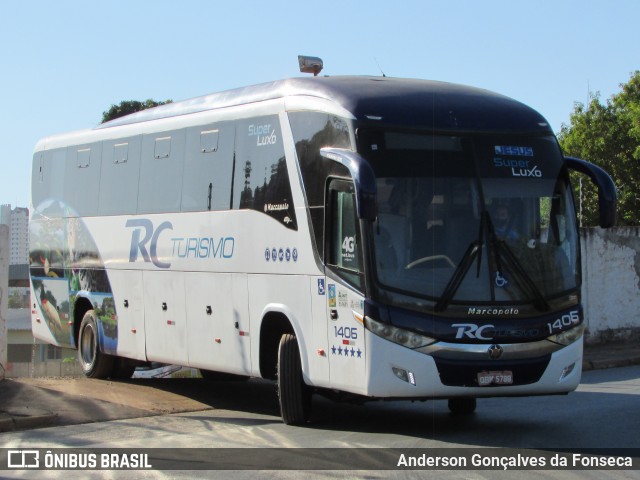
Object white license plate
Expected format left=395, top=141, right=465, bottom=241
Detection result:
left=477, top=370, right=513, bottom=386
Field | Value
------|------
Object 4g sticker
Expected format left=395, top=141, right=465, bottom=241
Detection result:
left=342, top=236, right=355, bottom=252
left=341, top=236, right=356, bottom=263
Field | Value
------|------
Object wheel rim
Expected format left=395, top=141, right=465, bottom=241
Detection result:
left=80, top=322, right=96, bottom=368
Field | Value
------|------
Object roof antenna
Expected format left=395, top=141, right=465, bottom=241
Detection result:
left=374, top=58, right=386, bottom=77
left=298, top=55, right=323, bottom=76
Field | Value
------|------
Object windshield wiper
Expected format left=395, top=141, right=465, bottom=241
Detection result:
left=434, top=209, right=489, bottom=313
left=434, top=241, right=481, bottom=313
left=434, top=211, right=550, bottom=313
left=493, top=239, right=550, bottom=312
left=483, top=209, right=550, bottom=312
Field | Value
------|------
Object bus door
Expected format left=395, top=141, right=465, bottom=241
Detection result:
left=325, top=179, right=367, bottom=393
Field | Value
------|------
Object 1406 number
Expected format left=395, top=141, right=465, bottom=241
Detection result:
left=546, top=310, right=580, bottom=334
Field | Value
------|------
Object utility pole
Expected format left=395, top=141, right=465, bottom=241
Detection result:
left=0, top=224, right=9, bottom=380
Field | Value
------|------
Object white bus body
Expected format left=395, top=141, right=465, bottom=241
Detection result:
left=30, top=76, right=616, bottom=423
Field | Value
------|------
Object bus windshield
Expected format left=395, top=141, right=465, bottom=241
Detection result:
left=360, top=130, right=579, bottom=309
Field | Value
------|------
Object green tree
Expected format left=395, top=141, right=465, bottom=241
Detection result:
left=101, top=98, right=173, bottom=124
left=558, top=71, right=640, bottom=226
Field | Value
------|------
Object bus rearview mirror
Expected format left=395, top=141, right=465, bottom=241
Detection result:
left=320, top=148, right=377, bottom=221
left=564, top=156, right=617, bottom=228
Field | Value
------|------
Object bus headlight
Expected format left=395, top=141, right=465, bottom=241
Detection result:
left=547, top=323, right=585, bottom=346
left=365, top=316, right=436, bottom=349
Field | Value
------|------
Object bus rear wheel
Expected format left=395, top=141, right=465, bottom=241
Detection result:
left=78, top=310, right=114, bottom=379
left=448, top=397, right=477, bottom=415
left=277, top=333, right=311, bottom=425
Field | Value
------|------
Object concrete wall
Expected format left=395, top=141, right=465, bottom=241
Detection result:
left=581, top=227, right=640, bottom=344
left=5, top=360, right=83, bottom=378
left=0, top=225, right=8, bottom=380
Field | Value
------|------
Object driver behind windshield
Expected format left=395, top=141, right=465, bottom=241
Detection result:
left=493, top=203, right=519, bottom=241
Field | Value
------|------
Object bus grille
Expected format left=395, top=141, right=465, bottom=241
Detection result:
left=433, top=355, right=551, bottom=387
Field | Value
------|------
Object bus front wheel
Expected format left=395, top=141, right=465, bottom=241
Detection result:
left=78, top=310, right=114, bottom=379
left=277, top=333, right=311, bottom=425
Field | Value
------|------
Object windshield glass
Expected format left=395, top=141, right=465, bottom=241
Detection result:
left=360, top=130, right=579, bottom=307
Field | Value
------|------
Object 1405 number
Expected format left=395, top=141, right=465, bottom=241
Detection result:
left=334, top=326, right=358, bottom=340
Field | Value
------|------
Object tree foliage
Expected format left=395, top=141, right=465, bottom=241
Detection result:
left=558, top=71, right=640, bottom=226
left=101, top=99, right=173, bottom=124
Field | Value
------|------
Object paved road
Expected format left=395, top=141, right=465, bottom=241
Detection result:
left=1, top=365, right=638, bottom=478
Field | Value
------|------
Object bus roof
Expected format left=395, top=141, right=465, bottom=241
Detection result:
left=99, top=76, right=551, bottom=134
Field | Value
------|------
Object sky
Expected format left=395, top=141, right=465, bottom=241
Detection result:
left=1, top=0, right=638, bottom=209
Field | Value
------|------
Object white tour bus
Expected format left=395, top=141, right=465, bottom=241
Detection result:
left=30, top=67, right=616, bottom=424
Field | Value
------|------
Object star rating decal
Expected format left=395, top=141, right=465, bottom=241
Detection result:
left=330, top=345, right=363, bottom=359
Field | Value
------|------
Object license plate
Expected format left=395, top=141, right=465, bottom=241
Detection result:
left=477, top=370, right=513, bottom=386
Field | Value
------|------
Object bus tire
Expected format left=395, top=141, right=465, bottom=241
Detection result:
left=78, top=310, right=114, bottom=379
left=277, top=333, right=311, bottom=425
left=448, top=397, right=476, bottom=415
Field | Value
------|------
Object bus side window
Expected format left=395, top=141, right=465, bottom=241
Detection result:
left=182, top=123, right=234, bottom=212
left=232, top=116, right=297, bottom=229
left=138, top=131, right=185, bottom=214
left=326, top=178, right=363, bottom=290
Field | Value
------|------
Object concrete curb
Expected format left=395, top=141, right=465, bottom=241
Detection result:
left=582, top=355, right=640, bottom=371
left=582, top=343, right=640, bottom=372
left=0, top=409, right=57, bottom=432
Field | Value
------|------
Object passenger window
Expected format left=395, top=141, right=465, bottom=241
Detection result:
left=232, top=116, right=297, bottom=229
left=327, top=179, right=363, bottom=290
left=182, top=123, right=234, bottom=212
left=65, top=143, right=101, bottom=216
left=138, top=131, right=185, bottom=214
left=99, top=137, right=142, bottom=215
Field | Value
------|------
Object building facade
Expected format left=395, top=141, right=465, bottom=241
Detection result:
left=0, top=204, right=29, bottom=265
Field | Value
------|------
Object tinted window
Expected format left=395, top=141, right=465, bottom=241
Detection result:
left=233, top=116, right=297, bottom=230
left=182, top=122, right=235, bottom=212
left=327, top=179, right=363, bottom=290
left=99, top=136, right=142, bottom=215
left=289, top=112, right=352, bottom=257
left=138, top=130, right=185, bottom=214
